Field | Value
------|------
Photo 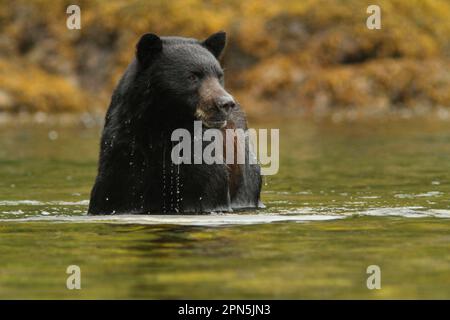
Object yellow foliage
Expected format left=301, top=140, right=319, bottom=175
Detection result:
left=0, top=59, right=89, bottom=112
left=1, top=0, right=450, bottom=115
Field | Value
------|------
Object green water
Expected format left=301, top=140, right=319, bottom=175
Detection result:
left=0, top=117, right=449, bottom=299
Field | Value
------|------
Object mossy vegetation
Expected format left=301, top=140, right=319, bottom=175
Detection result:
left=0, top=0, right=449, bottom=116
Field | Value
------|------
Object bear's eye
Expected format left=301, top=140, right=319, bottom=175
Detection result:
left=188, top=73, right=200, bottom=82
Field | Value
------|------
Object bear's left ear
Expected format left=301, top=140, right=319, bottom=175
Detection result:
left=202, top=31, right=226, bottom=59
left=136, top=33, right=162, bottom=66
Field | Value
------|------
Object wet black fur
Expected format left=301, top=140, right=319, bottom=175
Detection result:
left=88, top=32, right=262, bottom=214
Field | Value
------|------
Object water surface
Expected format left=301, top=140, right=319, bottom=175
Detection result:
left=0, top=117, right=449, bottom=298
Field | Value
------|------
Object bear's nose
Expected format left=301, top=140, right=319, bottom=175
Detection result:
left=217, top=96, right=236, bottom=112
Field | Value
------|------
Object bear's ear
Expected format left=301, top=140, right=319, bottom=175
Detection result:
left=136, top=33, right=162, bottom=66
left=202, top=31, right=226, bottom=59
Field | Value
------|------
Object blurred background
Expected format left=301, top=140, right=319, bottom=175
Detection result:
left=1, top=0, right=450, bottom=119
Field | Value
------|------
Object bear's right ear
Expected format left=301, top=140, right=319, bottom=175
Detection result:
left=136, top=33, right=162, bottom=66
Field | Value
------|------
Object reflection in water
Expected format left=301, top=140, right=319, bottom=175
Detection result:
left=0, top=118, right=450, bottom=298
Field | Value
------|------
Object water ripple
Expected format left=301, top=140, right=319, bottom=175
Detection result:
left=0, top=200, right=449, bottom=225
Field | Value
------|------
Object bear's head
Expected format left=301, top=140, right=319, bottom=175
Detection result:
left=135, top=31, right=235, bottom=129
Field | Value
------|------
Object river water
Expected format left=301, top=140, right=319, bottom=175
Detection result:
left=0, top=117, right=449, bottom=298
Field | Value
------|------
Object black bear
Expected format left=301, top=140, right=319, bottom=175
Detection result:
left=88, top=31, right=262, bottom=214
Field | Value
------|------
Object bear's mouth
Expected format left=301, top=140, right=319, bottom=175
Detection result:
left=202, top=120, right=227, bottom=128
left=195, top=109, right=228, bottom=128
